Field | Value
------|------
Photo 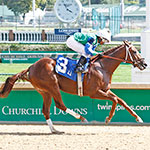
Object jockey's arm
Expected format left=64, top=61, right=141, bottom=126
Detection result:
left=85, top=37, right=98, bottom=56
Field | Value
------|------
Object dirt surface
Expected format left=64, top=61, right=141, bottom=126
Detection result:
left=0, top=124, right=150, bottom=150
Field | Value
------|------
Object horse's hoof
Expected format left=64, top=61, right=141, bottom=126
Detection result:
left=51, top=127, right=65, bottom=134
left=105, top=117, right=110, bottom=124
left=82, top=118, right=88, bottom=123
left=136, top=117, right=143, bottom=123
left=80, top=116, right=88, bottom=123
left=52, top=130, right=65, bottom=134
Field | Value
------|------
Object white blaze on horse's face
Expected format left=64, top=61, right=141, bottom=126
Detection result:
left=125, top=42, right=147, bottom=70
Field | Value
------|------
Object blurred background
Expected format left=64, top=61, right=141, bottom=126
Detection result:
left=0, top=0, right=146, bottom=35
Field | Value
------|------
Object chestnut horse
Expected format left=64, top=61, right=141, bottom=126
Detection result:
left=0, top=41, right=147, bottom=134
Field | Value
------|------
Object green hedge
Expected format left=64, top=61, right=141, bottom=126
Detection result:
left=0, top=43, right=141, bottom=53
left=0, top=44, right=70, bottom=52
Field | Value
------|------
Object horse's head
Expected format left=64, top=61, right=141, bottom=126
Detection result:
left=123, top=41, right=147, bottom=70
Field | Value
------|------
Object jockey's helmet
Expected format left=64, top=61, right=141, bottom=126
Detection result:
left=96, top=29, right=111, bottom=43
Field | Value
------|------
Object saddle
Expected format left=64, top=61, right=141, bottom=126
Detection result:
left=55, top=55, right=89, bottom=82
left=55, top=55, right=90, bottom=96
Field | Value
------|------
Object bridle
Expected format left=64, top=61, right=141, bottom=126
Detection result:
left=124, top=44, right=144, bottom=67
left=91, top=44, right=143, bottom=67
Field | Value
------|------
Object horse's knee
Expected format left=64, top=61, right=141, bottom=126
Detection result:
left=113, top=97, right=118, bottom=104
left=0, top=93, right=6, bottom=98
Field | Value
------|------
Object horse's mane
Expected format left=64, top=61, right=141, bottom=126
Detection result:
left=102, top=44, right=124, bottom=55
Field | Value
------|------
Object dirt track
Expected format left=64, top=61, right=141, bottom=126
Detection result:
left=0, top=124, right=150, bottom=150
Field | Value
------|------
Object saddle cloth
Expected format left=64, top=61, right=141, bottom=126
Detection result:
left=55, top=55, right=85, bottom=81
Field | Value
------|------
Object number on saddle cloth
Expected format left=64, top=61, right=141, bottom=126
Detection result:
left=55, top=55, right=86, bottom=81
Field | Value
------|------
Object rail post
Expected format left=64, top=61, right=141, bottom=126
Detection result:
left=9, top=30, right=14, bottom=41
left=41, top=30, right=46, bottom=41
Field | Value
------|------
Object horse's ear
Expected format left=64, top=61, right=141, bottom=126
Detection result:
left=123, top=40, right=129, bottom=46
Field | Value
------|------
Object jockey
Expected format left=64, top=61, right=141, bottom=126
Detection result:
left=66, top=28, right=111, bottom=73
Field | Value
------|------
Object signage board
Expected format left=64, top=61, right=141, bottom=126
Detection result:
left=0, top=89, right=150, bottom=123
left=1, top=51, right=78, bottom=63
left=54, top=28, right=81, bottom=35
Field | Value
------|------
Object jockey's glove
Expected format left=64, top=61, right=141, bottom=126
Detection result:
left=92, top=53, right=97, bottom=56
left=99, top=53, right=103, bottom=58
left=92, top=51, right=98, bottom=56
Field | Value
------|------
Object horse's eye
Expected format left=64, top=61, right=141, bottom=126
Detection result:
left=133, top=51, right=137, bottom=54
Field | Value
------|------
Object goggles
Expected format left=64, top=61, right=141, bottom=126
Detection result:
left=98, top=37, right=109, bottom=44
left=102, top=38, right=109, bottom=43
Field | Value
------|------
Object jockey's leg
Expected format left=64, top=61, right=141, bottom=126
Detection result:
left=66, top=35, right=90, bottom=73
left=74, top=55, right=87, bottom=73
left=66, top=35, right=85, bottom=55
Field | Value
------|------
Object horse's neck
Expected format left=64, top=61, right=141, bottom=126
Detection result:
left=99, top=45, right=126, bottom=74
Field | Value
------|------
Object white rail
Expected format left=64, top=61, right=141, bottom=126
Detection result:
left=0, top=31, right=68, bottom=43
left=0, top=31, right=141, bottom=46
left=0, top=31, right=9, bottom=41
left=14, top=31, right=42, bottom=42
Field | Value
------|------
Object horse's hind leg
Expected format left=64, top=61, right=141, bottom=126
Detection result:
left=54, top=98, right=88, bottom=122
left=52, top=86, right=88, bottom=122
left=40, top=91, right=64, bottom=134
left=108, top=90, right=143, bottom=123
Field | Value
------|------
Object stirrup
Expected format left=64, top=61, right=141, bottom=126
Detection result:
left=82, top=68, right=88, bottom=73
left=74, top=66, right=85, bottom=73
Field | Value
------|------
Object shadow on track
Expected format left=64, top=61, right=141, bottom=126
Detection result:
left=0, top=131, right=98, bottom=136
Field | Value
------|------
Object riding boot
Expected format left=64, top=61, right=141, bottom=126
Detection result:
left=74, top=56, right=87, bottom=73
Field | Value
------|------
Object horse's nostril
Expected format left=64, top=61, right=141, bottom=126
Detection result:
left=144, top=63, right=147, bottom=67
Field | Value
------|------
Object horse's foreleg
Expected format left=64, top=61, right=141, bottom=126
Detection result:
left=105, top=97, right=118, bottom=124
left=90, top=89, right=118, bottom=124
left=108, top=90, right=143, bottom=123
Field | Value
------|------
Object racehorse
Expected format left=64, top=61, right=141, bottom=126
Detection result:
left=0, top=41, right=147, bottom=134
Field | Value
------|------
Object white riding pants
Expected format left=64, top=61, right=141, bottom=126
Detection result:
left=66, top=36, right=88, bottom=57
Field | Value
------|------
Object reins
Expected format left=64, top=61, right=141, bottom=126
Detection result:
left=101, top=55, right=133, bottom=64
left=91, top=44, right=134, bottom=65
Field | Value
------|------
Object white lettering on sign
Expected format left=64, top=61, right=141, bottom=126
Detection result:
left=2, top=106, right=42, bottom=115
left=97, top=102, right=150, bottom=111
left=1, top=106, right=88, bottom=116
left=58, top=29, right=80, bottom=34
left=52, top=106, right=88, bottom=115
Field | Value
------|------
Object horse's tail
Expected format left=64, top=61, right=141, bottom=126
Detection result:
left=0, top=68, right=30, bottom=98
